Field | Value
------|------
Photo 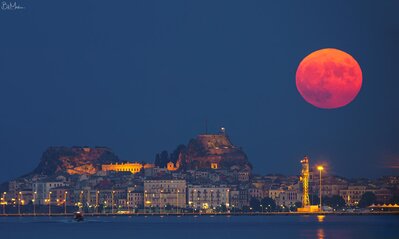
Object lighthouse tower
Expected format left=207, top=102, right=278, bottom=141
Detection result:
left=300, top=156, right=310, bottom=207
left=297, top=156, right=320, bottom=212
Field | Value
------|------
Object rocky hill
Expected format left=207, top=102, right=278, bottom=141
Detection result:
left=185, top=134, right=252, bottom=171
left=155, top=132, right=252, bottom=171
left=31, top=146, right=120, bottom=176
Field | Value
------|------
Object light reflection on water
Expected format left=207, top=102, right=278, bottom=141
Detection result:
left=1, top=215, right=398, bottom=239
left=317, top=229, right=325, bottom=239
left=317, top=215, right=326, bottom=239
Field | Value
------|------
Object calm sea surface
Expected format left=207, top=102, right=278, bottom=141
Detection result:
left=1, top=215, right=398, bottom=239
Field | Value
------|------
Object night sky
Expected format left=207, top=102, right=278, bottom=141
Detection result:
left=1, top=0, right=398, bottom=182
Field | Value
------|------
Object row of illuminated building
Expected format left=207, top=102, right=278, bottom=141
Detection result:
left=2, top=180, right=236, bottom=212
left=2, top=180, right=393, bottom=212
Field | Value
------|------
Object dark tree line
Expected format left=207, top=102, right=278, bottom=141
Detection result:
left=248, top=197, right=277, bottom=212
left=358, top=192, right=377, bottom=208
left=154, top=145, right=187, bottom=168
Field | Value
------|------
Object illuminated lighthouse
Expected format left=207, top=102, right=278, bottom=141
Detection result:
left=297, top=156, right=320, bottom=212
left=300, top=156, right=310, bottom=208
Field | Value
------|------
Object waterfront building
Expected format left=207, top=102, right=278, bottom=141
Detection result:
left=229, top=186, right=251, bottom=208
left=269, top=188, right=285, bottom=200
left=229, top=189, right=240, bottom=209
left=51, top=187, right=71, bottom=206
left=127, top=187, right=144, bottom=209
left=32, top=181, right=67, bottom=205
left=144, top=180, right=186, bottom=208
left=373, top=188, right=393, bottom=204
left=274, top=189, right=300, bottom=207
left=339, top=186, right=367, bottom=206
left=188, top=185, right=230, bottom=209
left=319, top=184, right=348, bottom=197
left=248, top=187, right=265, bottom=201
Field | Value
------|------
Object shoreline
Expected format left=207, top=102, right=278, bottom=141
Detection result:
left=1, top=212, right=398, bottom=217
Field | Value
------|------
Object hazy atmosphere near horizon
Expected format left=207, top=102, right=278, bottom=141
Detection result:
left=0, top=0, right=398, bottom=182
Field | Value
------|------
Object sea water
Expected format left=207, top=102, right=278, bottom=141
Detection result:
left=1, top=215, right=398, bottom=239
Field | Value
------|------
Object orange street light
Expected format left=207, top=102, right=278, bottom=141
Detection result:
left=18, top=192, right=22, bottom=215
left=317, top=166, right=324, bottom=211
left=2, top=192, right=6, bottom=215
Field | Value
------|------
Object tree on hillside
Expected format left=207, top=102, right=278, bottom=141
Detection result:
left=154, top=145, right=187, bottom=168
left=170, top=145, right=186, bottom=163
left=154, top=150, right=170, bottom=167
left=358, top=192, right=377, bottom=208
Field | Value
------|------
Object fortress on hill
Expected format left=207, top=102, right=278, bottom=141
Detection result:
left=102, top=128, right=252, bottom=174
left=183, top=129, right=252, bottom=171
left=25, top=129, right=251, bottom=177
left=101, top=162, right=155, bottom=174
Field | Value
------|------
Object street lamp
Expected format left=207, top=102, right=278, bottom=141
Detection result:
left=64, top=191, right=68, bottom=215
left=33, top=192, right=37, bottom=216
left=144, top=190, right=148, bottom=214
left=210, top=190, right=214, bottom=212
left=79, top=191, right=84, bottom=211
left=317, top=166, right=324, bottom=211
left=111, top=191, right=115, bottom=214
left=48, top=191, right=52, bottom=216
left=1, top=192, right=6, bottom=215
left=226, top=189, right=230, bottom=211
left=176, top=190, right=179, bottom=214
left=160, top=190, right=163, bottom=215
left=127, top=190, right=131, bottom=214
left=18, top=192, right=22, bottom=215
left=96, top=191, right=100, bottom=214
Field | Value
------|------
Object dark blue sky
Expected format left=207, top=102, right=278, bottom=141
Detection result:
left=1, top=0, right=398, bottom=182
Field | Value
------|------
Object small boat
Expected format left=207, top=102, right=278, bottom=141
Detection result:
left=74, top=212, right=84, bottom=222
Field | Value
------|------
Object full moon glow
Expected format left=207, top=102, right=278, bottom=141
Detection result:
left=296, top=48, right=362, bottom=109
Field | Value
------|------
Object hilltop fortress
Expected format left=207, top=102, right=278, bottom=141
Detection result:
left=18, top=130, right=251, bottom=178
left=102, top=129, right=252, bottom=174
left=183, top=130, right=252, bottom=171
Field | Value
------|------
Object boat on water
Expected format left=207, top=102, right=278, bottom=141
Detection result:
left=74, top=212, right=84, bottom=222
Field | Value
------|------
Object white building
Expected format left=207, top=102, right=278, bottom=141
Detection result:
left=144, top=180, right=186, bottom=208
left=274, top=189, right=300, bottom=207
left=248, top=188, right=264, bottom=201
left=339, top=186, right=367, bottom=206
left=269, top=189, right=285, bottom=200
left=32, top=181, right=67, bottom=204
left=127, top=187, right=144, bottom=209
left=188, top=185, right=230, bottom=209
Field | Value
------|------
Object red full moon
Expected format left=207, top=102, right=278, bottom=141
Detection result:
left=296, top=48, right=362, bottom=109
